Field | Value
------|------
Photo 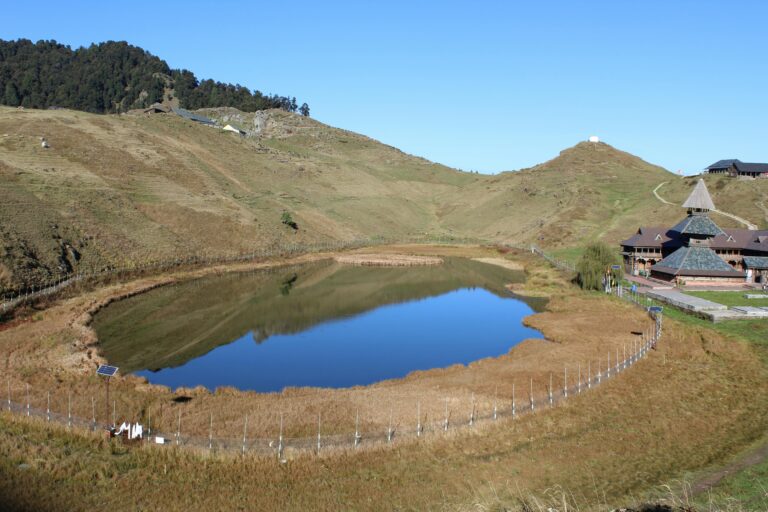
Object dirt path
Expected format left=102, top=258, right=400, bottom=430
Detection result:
left=653, top=181, right=758, bottom=230
left=653, top=181, right=674, bottom=205
left=691, top=439, right=768, bottom=495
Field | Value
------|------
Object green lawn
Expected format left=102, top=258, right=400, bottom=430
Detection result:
left=686, top=290, right=768, bottom=309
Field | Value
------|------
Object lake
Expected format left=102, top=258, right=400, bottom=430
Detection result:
left=92, top=257, right=545, bottom=392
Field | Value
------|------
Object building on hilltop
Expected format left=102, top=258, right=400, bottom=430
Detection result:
left=621, top=179, right=768, bottom=285
left=705, top=159, right=768, bottom=178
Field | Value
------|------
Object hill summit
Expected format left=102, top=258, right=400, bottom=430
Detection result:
left=5, top=105, right=752, bottom=292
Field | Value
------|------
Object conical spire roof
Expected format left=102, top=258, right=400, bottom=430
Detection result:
left=682, top=179, right=716, bottom=211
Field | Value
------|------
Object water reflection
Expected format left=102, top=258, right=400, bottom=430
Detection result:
left=93, top=258, right=545, bottom=391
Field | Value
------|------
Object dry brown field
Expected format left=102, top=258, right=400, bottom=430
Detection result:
left=0, top=245, right=766, bottom=510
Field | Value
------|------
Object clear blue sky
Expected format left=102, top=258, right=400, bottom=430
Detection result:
left=3, top=1, right=767, bottom=174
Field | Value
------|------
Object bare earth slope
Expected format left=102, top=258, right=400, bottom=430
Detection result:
left=1, top=106, right=767, bottom=289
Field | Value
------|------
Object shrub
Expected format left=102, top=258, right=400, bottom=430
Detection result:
left=576, top=242, right=623, bottom=290
left=281, top=211, right=298, bottom=230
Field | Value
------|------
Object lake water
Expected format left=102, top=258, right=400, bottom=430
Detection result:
left=93, top=258, right=544, bottom=392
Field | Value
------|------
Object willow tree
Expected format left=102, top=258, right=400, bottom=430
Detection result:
left=576, top=242, right=623, bottom=290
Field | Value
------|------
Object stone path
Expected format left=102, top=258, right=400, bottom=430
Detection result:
left=646, top=289, right=726, bottom=312
left=647, top=288, right=768, bottom=321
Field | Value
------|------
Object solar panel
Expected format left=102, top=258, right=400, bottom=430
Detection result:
left=96, top=365, right=119, bottom=377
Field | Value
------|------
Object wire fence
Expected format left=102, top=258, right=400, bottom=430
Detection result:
left=1, top=245, right=663, bottom=458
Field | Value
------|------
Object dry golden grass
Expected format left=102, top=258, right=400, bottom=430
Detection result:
left=0, top=245, right=766, bottom=511
left=334, top=253, right=443, bottom=266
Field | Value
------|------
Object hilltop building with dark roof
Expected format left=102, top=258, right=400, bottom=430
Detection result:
left=621, top=179, right=768, bottom=285
left=706, top=159, right=768, bottom=178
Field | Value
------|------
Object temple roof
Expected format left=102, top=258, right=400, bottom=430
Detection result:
left=743, top=256, right=768, bottom=269
left=682, top=179, right=716, bottom=211
left=670, top=213, right=724, bottom=237
left=652, top=246, right=745, bottom=277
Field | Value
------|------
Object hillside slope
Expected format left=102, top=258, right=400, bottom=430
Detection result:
left=1, top=106, right=766, bottom=290
left=439, top=142, right=683, bottom=248
left=0, top=106, right=473, bottom=288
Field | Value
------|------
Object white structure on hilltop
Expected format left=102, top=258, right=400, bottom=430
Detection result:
left=589, top=135, right=600, bottom=143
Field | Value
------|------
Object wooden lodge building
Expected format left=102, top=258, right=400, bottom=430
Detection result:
left=706, top=159, right=768, bottom=178
left=621, top=179, right=768, bottom=285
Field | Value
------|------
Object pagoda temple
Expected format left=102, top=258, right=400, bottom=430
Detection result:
left=621, top=179, right=768, bottom=285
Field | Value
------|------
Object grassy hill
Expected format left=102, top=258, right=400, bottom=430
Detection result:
left=1, top=105, right=767, bottom=290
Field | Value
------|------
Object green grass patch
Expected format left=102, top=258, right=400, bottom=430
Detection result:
left=686, top=290, right=768, bottom=308
left=694, top=452, right=768, bottom=511
left=549, top=246, right=585, bottom=264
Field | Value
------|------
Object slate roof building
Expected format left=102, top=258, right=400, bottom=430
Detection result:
left=621, top=179, right=768, bottom=285
left=170, top=107, right=216, bottom=126
left=705, top=159, right=768, bottom=178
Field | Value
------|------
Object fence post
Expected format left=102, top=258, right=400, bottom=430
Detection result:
left=354, top=410, right=361, bottom=447
left=67, top=392, right=71, bottom=429
left=493, top=388, right=498, bottom=420
left=242, top=414, right=248, bottom=456
left=443, top=398, right=449, bottom=432
left=208, top=413, right=213, bottom=452
left=26, top=384, right=30, bottom=417
left=317, top=413, right=321, bottom=454
left=564, top=366, right=568, bottom=399
left=512, top=382, right=516, bottom=419
left=469, top=395, right=475, bottom=427
left=387, top=409, right=394, bottom=443
left=91, top=396, right=95, bottom=428
left=597, top=360, right=601, bottom=384
left=47, top=391, right=50, bottom=422
left=278, top=413, right=284, bottom=460
left=416, top=401, right=422, bottom=437
left=577, top=364, right=581, bottom=394
left=147, top=406, right=151, bottom=436
left=176, top=409, right=181, bottom=446
left=548, top=373, right=553, bottom=407
left=529, top=378, right=535, bottom=413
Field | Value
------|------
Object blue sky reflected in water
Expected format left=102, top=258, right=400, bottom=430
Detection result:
left=136, top=287, right=541, bottom=392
